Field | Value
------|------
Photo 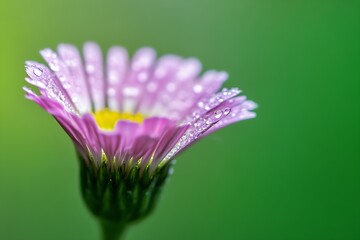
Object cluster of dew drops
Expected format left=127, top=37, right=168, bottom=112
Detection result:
left=163, top=88, right=242, bottom=162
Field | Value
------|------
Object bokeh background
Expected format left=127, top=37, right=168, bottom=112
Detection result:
left=0, top=0, right=359, bottom=239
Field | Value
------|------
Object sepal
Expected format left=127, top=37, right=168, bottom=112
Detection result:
left=79, top=154, right=172, bottom=224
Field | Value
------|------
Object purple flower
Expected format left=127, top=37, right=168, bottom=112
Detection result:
left=23, top=42, right=256, bottom=237
left=24, top=42, right=256, bottom=171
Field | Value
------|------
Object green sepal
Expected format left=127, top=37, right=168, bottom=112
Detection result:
left=79, top=154, right=172, bottom=224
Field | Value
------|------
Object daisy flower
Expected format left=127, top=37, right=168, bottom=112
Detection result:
left=24, top=42, right=256, bottom=240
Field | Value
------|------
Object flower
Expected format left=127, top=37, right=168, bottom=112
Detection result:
left=24, top=42, right=257, bottom=239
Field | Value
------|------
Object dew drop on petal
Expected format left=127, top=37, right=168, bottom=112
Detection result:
left=65, top=59, right=77, bottom=67
left=33, top=67, right=43, bottom=77
left=214, top=110, right=223, bottom=119
left=108, top=70, right=118, bottom=83
left=193, top=84, right=203, bottom=93
left=86, top=64, right=95, bottom=73
left=62, top=81, right=71, bottom=89
left=223, top=108, right=231, bottom=115
left=123, top=86, right=139, bottom=97
left=137, top=72, right=148, bottom=82
left=48, top=87, right=57, bottom=98
left=49, top=63, right=59, bottom=72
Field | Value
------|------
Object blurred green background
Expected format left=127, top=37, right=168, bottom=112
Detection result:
left=0, top=0, right=359, bottom=239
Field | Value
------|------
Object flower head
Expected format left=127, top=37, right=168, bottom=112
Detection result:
left=24, top=42, right=256, bottom=232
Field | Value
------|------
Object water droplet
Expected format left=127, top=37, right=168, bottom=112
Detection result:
left=223, top=108, right=231, bottom=115
left=123, top=86, right=139, bottom=97
left=49, top=63, right=59, bottom=71
left=33, top=67, right=43, bottom=77
left=62, top=81, right=71, bottom=89
left=65, top=59, right=76, bottom=67
left=193, top=84, right=203, bottom=93
left=176, top=69, right=189, bottom=80
left=48, top=88, right=57, bottom=98
left=137, top=72, right=148, bottom=82
left=132, top=56, right=152, bottom=71
left=214, top=110, right=222, bottom=119
left=86, top=64, right=95, bottom=73
left=58, top=75, right=66, bottom=82
left=108, top=71, right=118, bottom=83
left=193, top=112, right=200, bottom=119
left=58, top=92, right=66, bottom=101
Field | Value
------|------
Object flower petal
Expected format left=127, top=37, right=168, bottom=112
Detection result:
left=58, top=44, right=92, bottom=113
left=83, top=42, right=105, bottom=111
left=25, top=61, right=76, bottom=114
left=122, top=47, right=156, bottom=113
left=106, top=46, right=129, bottom=111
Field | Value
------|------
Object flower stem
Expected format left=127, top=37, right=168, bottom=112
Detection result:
left=100, top=220, right=127, bottom=240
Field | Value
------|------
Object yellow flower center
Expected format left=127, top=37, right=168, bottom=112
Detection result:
left=93, top=108, right=145, bottom=130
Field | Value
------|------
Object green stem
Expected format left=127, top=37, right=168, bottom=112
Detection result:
left=100, top=220, right=127, bottom=240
